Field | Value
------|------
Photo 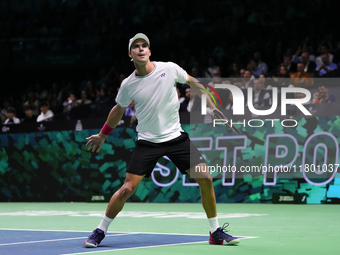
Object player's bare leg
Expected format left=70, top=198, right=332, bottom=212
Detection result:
left=186, top=163, right=239, bottom=245
left=83, top=173, right=143, bottom=247
left=105, top=173, right=144, bottom=219
left=186, top=163, right=216, bottom=218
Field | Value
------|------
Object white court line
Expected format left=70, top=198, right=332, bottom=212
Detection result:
left=0, top=234, right=130, bottom=246
left=0, top=228, right=209, bottom=236
left=61, top=241, right=208, bottom=255
left=0, top=228, right=96, bottom=233
left=0, top=228, right=256, bottom=238
left=62, top=237, right=260, bottom=255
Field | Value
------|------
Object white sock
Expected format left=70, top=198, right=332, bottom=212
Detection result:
left=97, top=214, right=114, bottom=234
left=208, top=216, right=220, bottom=233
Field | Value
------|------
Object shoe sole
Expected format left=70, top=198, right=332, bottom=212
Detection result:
left=224, top=238, right=240, bottom=245
left=209, top=238, right=240, bottom=245
left=84, top=242, right=97, bottom=248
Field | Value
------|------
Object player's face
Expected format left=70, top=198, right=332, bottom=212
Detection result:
left=129, top=39, right=151, bottom=63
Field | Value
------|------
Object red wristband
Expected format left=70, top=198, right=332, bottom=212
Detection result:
left=101, top=122, right=115, bottom=135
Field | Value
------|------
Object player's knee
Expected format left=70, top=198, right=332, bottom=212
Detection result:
left=197, top=175, right=213, bottom=187
left=119, top=184, right=136, bottom=200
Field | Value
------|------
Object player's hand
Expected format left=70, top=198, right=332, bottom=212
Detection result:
left=86, top=133, right=107, bottom=152
left=206, top=107, right=223, bottom=119
left=211, top=108, right=223, bottom=118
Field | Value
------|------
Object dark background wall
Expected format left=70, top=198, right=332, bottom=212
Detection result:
left=1, top=0, right=340, bottom=108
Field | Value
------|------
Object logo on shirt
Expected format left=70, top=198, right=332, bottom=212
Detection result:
left=161, top=73, right=166, bottom=77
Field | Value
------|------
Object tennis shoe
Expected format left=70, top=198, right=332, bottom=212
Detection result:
left=209, top=223, right=239, bottom=245
left=83, top=228, right=105, bottom=248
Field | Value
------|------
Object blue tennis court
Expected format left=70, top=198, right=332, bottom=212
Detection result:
left=0, top=229, right=250, bottom=255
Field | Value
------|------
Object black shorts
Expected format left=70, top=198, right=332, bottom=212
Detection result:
left=126, top=132, right=206, bottom=177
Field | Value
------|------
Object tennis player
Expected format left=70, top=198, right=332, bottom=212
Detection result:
left=83, top=33, right=239, bottom=247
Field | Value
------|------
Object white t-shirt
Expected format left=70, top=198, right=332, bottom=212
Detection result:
left=116, top=61, right=189, bottom=143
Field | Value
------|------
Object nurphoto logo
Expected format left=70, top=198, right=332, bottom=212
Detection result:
left=201, top=84, right=312, bottom=128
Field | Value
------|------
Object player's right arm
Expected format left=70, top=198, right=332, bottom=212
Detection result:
left=187, top=75, right=218, bottom=112
left=86, top=104, right=126, bottom=152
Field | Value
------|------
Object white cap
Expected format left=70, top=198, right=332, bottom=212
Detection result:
left=128, top=33, right=150, bottom=52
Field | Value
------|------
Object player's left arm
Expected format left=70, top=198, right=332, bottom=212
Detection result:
left=186, top=75, right=218, bottom=111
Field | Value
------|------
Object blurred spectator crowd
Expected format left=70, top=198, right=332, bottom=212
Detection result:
left=1, top=0, right=340, bottom=125
left=0, top=66, right=126, bottom=124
